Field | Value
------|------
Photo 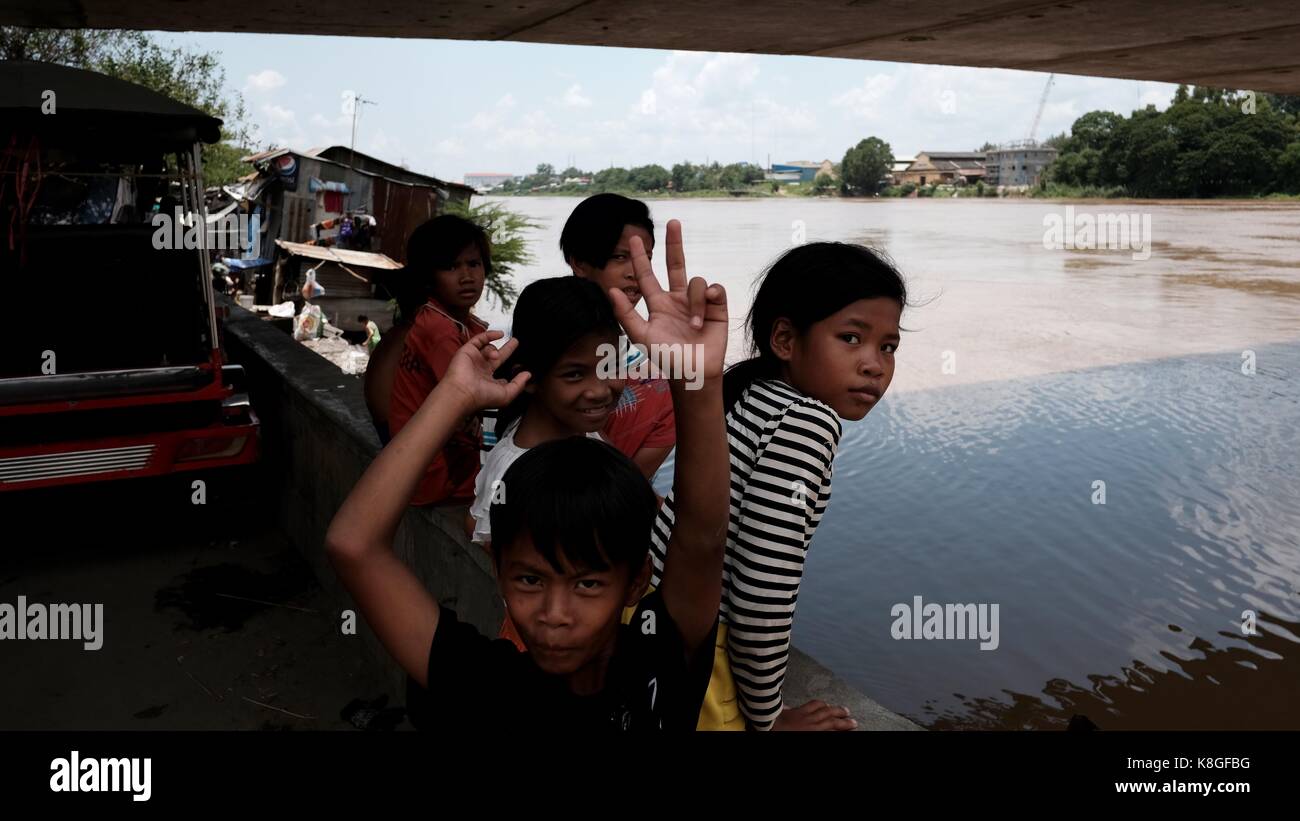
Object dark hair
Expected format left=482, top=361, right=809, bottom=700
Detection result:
left=559, top=193, right=654, bottom=270
left=375, top=214, right=491, bottom=322
left=724, top=242, right=908, bottom=410
left=357, top=314, right=368, bottom=323
left=489, top=437, right=657, bottom=574
left=493, top=276, right=622, bottom=435
left=407, top=214, right=493, bottom=276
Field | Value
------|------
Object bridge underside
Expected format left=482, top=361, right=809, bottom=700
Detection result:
left=5, top=1, right=1300, bottom=93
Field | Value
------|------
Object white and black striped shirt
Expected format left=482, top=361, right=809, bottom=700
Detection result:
left=648, top=379, right=842, bottom=731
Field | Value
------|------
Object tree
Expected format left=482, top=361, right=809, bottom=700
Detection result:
left=812, top=172, right=836, bottom=194
left=0, top=27, right=255, bottom=186
left=442, top=200, right=540, bottom=309
left=841, top=137, right=893, bottom=195
left=671, top=162, right=698, bottom=192
left=592, top=166, right=631, bottom=192
left=629, top=164, right=670, bottom=191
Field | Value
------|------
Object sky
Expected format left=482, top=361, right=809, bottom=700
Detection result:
left=164, top=31, right=1179, bottom=184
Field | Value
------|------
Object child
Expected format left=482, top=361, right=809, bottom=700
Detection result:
left=388, top=215, right=491, bottom=506
left=561, top=194, right=675, bottom=479
left=468, top=276, right=626, bottom=547
left=325, top=220, right=730, bottom=731
left=648, top=241, right=907, bottom=732
left=358, top=314, right=381, bottom=353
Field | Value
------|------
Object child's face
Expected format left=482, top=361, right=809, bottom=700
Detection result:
left=497, top=535, right=648, bottom=678
left=570, top=225, right=654, bottom=308
left=431, top=243, right=485, bottom=313
left=527, top=332, right=626, bottom=435
left=779, top=297, right=902, bottom=421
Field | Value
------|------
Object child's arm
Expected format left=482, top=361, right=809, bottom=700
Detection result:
left=609, top=220, right=728, bottom=657
left=325, top=332, right=529, bottom=687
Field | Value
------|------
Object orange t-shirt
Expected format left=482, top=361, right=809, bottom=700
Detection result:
left=389, top=299, right=488, bottom=506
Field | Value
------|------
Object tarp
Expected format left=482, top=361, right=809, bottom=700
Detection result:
left=273, top=239, right=401, bottom=270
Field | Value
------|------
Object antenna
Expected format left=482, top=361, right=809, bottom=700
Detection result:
left=348, top=93, right=378, bottom=170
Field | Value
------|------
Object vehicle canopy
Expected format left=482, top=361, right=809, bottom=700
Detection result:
left=1, top=61, right=225, bottom=383
left=0, top=60, right=222, bottom=147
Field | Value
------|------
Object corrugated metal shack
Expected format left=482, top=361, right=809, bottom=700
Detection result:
left=239, top=144, right=474, bottom=272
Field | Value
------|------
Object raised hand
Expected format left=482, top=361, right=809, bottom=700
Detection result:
left=440, top=331, right=530, bottom=411
left=607, top=219, right=728, bottom=381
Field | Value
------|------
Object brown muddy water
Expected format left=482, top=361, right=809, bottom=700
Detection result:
left=483, top=197, right=1300, bottom=729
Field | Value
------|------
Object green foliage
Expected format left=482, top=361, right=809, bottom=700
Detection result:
left=0, top=27, right=256, bottom=187
left=841, top=137, right=893, bottom=195
left=442, top=200, right=540, bottom=310
left=1046, top=86, right=1300, bottom=196
left=812, top=172, right=836, bottom=194
left=629, top=164, right=671, bottom=191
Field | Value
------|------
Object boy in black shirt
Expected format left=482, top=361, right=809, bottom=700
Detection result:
left=327, top=220, right=729, bottom=731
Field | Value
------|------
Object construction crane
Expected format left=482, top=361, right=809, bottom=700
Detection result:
left=1026, top=73, right=1055, bottom=145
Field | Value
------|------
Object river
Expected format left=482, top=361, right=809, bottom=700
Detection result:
left=480, top=195, right=1300, bottom=729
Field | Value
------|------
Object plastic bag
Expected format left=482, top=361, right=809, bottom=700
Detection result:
left=293, top=303, right=324, bottom=341
left=301, top=267, right=325, bottom=299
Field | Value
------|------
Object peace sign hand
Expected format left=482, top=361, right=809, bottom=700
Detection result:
left=607, top=219, right=728, bottom=382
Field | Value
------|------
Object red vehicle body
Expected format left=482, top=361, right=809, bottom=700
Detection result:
left=0, top=61, right=258, bottom=491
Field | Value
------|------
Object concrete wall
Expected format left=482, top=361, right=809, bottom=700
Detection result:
left=220, top=301, right=920, bottom=730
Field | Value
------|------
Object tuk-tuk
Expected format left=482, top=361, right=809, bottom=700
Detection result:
left=0, top=61, right=258, bottom=491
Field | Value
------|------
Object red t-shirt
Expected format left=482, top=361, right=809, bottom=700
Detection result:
left=602, top=376, right=676, bottom=457
left=389, top=299, right=488, bottom=506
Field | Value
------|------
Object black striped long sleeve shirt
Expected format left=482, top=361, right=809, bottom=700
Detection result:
left=649, top=379, right=842, bottom=731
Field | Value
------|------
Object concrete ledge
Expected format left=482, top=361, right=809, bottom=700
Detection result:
left=221, top=300, right=919, bottom=730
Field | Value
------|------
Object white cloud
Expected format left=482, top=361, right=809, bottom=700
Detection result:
left=469, top=94, right=517, bottom=130
left=832, top=73, right=899, bottom=120
left=260, top=103, right=297, bottom=128
left=244, top=69, right=286, bottom=93
left=562, top=84, right=592, bottom=108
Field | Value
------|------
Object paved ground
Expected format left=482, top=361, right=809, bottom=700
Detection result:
left=0, top=469, right=403, bottom=730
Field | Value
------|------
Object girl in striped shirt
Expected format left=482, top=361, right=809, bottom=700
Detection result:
left=648, top=241, right=907, bottom=731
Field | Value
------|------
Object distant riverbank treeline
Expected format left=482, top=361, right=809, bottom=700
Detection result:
left=1042, top=87, right=1300, bottom=198
left=498, top=86, right=1300, bottom=201
left=496, top=161, right=768, bottom=196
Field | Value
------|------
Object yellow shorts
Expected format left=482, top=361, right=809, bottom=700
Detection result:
left=623, top=598, right=746, bottom=731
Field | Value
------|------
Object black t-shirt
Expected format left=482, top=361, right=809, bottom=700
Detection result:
left=406, top=590, right=716, bottom=732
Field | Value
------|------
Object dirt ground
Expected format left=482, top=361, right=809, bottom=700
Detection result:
left=0, top=470, right=403, bottom=731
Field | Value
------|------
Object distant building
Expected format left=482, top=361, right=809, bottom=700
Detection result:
left=895, top=151, right=986, bottom=186
left=464, top=172, right=515, bottom=191
left=887, top=156, right=915, bottom=185
left=984, top=142, right=1058, bottom=187
left=768, top=159, right=836, bottom=183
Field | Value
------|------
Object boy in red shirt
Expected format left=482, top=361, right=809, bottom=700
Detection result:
left=389, top=215, right=491, bottom=506
left=560, top=194, right=676, bottom=478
